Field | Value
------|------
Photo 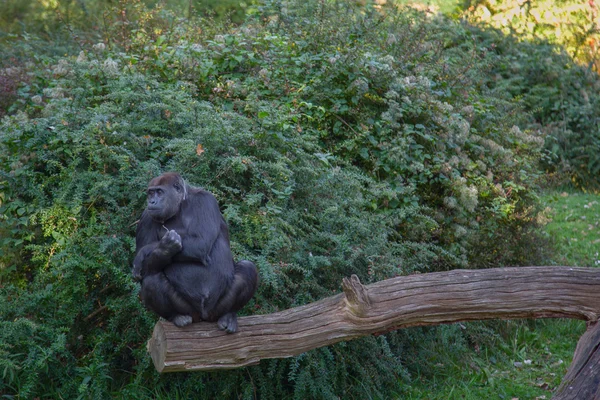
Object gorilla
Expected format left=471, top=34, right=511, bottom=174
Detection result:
left=132, top=172, right=258, bottom=333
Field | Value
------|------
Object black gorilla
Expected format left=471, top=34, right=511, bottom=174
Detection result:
left=132, top=172, right=258, bottom=333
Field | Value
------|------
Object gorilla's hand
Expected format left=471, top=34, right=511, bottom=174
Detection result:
left=132, top=264, right=143, bottom=282
left=159, top=230, right=182, bottom=257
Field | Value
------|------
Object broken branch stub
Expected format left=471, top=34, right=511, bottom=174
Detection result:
left=342, top=274, right=371, bottom=317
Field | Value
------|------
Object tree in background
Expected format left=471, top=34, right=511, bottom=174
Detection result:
left=463, top=0, right=600, bottom=72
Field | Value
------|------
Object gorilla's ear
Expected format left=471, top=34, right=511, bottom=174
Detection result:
left=174, top=177, right=187, bottom=201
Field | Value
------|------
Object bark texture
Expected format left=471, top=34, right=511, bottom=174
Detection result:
left=554, top=320, right=600, bottom=399
left=147, top=265, right=600, bottom=399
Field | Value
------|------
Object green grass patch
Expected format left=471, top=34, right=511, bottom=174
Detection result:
left=542, top=191, right=600, bottom=267
left=402, top=319, right=584, bottom=399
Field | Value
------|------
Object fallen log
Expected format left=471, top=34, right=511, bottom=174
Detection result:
left=147, top=266, right=600, bottom=381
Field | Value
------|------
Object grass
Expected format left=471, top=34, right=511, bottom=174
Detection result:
left=401, top=319, right=585, bottom=399
left=402, top=188, right=599, bottom=399
left=542, top=190, right=600, bottom=267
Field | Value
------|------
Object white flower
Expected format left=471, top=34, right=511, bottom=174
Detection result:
left=43, top=87, right=64, bottom=99
left=351, top=78, right=369, bottom=95
left=380, top=55, right=395, bottom=66
left=480, top=138, right=503, bottom=154
left=384, top=90, right=399, bottom=100
left=15, top=110, right=28, bottom=123
left=461, top=105, right=475, bottom=116
left=190, top=43, right=203, bottom=52
left=3, top=67, right=20, bottom=76
left=510, top=125, right=523, bottom=138
left=103, top=58, right=119, bottom=76
left=52, top=59, right=70, bottom=76
left=454, top=225, right=468, bottom=238
left=76, top=51, right=87, bottom=63
left=31, top=95, right=42, bottom=104
left=93, top=42, right=106, bottom=51
left=458, top=185, right=479, bottom=212
left=443, top=196, right=457, bottom=209
left=448, top=115, right=470, bottom=144
left=401, top=75, right=432, bottom=89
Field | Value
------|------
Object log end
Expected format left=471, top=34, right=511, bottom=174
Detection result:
left=147, top=321, right=168, bottom=373
left=146, top=320, right=267, bottom=372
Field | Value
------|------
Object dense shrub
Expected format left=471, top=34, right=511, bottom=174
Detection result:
left=456, top=25, right=600, bottom=190
left=1, top=1, right=550, bottom=398
left=459, top=1, right=600, bottom=190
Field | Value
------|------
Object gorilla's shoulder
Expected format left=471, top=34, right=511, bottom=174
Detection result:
left=187, top=186, right=216, bottom=199
left=183, top=187, right=221, bottom=213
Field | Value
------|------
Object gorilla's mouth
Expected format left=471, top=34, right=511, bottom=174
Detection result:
left=147, top=208, right=164, bottom=220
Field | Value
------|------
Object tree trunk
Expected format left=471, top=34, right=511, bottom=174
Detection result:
left=554, top=320, right=600, bottom=399
left=147, top=266, right=600, bottom=377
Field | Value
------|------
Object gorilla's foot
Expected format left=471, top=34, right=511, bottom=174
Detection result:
left=171, top=314, right=193, bottom=327
left=217, top=312, right=238, bottom=334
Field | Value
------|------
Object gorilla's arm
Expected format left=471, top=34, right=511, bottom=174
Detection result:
left=134, top=231, right=182, bottom=278
left=132, top=213, right=182, bottom=281
left=175, top=190, right=225, bottom=266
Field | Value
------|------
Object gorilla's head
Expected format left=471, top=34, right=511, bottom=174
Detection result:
left=146, top=172, right=187, bottom=223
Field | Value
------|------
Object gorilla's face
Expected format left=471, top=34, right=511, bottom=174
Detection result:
left=146, top=173, right=186, bottom=223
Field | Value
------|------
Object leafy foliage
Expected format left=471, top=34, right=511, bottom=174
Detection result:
left=464, top=0, right=600, bottom=72
left=455, top=25, right=600, bottom=190
left=460, top=2, right=600, bottom=190
left=0, top=0, right=566, bottom=398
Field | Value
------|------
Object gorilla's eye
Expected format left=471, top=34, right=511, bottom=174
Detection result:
left=174, top=184, right=181, bottom=191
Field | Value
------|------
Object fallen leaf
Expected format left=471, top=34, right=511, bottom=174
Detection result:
left=196, top=144, right=205, bottom=156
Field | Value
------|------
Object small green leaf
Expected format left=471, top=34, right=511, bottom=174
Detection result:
left=359, top=147, right=370, bottom=159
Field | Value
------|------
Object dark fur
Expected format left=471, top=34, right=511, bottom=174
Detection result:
left=132, top=172, right=258, bottom=333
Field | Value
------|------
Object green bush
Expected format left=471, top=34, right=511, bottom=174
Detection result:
left=0, top=1, right=549, bottom=398
left=458, top=24, right=600, bottom=190
left=463, top=0, right=600, bottom=72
